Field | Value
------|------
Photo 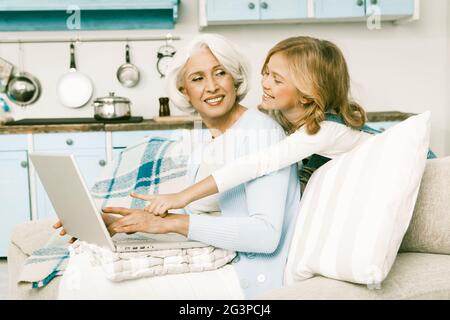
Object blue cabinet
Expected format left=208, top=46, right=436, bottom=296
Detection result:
left=260, top=0, right=308, bottom=20
left=33, top=132, right=107, bottom=220
left=202, top=0, right=417, bottom=26
left=315, top=0, right=366, bottom=18
left=0, top=134, right=31, bottom=257
left=207, top=0, right=260, bottom=22
left=206, top=0, right=308, bottom=22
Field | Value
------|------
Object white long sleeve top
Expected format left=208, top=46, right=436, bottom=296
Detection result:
left=211, top=120, right=373, bottom=193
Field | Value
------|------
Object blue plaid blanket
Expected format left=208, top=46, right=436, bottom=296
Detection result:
left=19, top=136, right=190, bottom=289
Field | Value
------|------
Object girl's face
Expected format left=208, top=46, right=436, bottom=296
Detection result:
left=181, top=47, right=238, bottom=122
left=260, top=52, right=299, bottom=111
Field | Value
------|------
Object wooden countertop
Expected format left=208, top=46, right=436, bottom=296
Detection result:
left=0, top=116, right=204, bottom=134
left=366, top=111, right=414, bottom=122
left=0, top=112, right=413, bottom=135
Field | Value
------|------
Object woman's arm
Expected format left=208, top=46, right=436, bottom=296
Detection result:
left=108, top=164, right=292, bottom=253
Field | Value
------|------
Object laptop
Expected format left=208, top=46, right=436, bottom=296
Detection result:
left=29, top=152, right=208, bottom=253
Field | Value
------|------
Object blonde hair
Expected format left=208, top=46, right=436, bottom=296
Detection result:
left=261, top=36, right=366, bottom=134
left=165, top=34, right=251, bottom=113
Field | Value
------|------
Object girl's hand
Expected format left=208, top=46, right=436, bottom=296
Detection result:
left=130, top=191, right=189, bottom=216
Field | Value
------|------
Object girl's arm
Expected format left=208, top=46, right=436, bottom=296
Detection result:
left=211, top=122, right=342, bottom=192
left=131, top=176, right=218, bottom=214
left=134, top=122, right=341, bottom=215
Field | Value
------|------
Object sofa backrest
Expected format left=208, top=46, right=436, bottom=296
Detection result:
left=400, top=156, right=450, bottom=255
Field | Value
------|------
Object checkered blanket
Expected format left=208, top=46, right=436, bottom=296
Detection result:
left=18, top=135, right=236, bottom=288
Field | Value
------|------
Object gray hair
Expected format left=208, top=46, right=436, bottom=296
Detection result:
left=165, top=34, right=251, bottom=113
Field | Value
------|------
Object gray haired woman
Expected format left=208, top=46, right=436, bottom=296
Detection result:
left=57, top=34, right=301, bottom=300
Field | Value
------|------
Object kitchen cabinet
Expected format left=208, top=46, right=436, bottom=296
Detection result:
left=260, top=0, right=309, bottom=20
left=0, top=135, right=31, bottom=257
left=206, top=0, right=260, bottom=22
left=0, top=0, right=180, bottom=31
left=33, top=132, right=107, bottom=220
left=206, top=0, right=308, bottom=23
left=200, top=0, right=418, bottom=27
left=315, top=0, right=366, bottom=18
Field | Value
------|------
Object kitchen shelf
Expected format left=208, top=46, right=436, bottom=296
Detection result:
left=0, top=0, right=180, bottom=32
left=0, top=0, right=178, bottom=11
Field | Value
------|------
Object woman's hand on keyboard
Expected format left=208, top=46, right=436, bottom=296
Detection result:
left=102, top=207, right=189, bottom=236
left=130, top=192, right=189, bottom=217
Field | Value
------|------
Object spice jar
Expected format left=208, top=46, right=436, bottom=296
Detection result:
left=159, top=97, right=170, bottom=117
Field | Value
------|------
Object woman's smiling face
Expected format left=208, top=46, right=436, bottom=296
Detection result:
left=260, top=52, right=299, bottom=111
left=181, top=47, right=238, bottom=122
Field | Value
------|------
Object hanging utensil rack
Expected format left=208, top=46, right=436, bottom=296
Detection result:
left=0, top=34, right=181, bottom=44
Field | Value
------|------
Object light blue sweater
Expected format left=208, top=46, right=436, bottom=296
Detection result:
left=184, top=108, right=301, bottom=299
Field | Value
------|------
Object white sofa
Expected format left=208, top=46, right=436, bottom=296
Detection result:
left=7, top=157, right=450, bottom=300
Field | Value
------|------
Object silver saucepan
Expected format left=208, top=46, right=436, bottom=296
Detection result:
left=93, top=92, right=131, bottom=120
left=116, top=44, right=140, bottom=88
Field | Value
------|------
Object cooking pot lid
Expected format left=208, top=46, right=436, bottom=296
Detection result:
left=94, top=92, right=129, bottom=103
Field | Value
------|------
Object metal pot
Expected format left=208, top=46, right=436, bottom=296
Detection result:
left=93, top=92, right=131, bottom=120
left=6, top=71, right=41, bottom=107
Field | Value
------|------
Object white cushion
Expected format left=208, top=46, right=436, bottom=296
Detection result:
left=284, top=112, right=431, bottom=287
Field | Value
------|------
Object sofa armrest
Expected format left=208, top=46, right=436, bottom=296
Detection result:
left=7, top=218, right=60, bottom=300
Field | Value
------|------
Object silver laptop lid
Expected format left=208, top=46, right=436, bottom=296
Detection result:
left=29, top=152, right=115, bottom=251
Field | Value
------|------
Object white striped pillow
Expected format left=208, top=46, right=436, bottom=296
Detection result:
left=284, top=112, right=431, bottom=287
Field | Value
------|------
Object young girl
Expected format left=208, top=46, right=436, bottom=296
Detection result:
left=132, top=36, right=404, bottom=214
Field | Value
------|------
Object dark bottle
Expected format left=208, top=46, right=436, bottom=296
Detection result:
left=159, top=97, right=170, bottom=117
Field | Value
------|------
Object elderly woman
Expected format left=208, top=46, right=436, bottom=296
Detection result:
left=57, top=34, right=300, bottom=300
